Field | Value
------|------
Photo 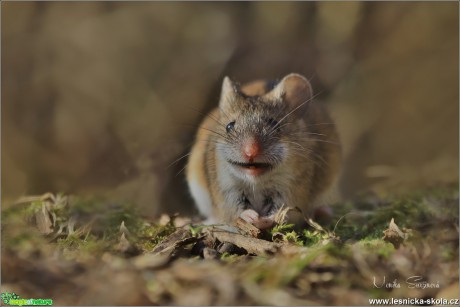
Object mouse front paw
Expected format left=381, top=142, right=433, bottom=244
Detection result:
left=240, top=209, right=274, bottom=230
left=240, top=209, right=259, bottom=224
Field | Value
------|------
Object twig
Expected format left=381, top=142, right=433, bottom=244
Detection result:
left=235, top=218, right=261, bottom=238
left=210, top=229, right=278, bottom=255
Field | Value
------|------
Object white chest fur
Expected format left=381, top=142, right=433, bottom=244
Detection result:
left=217, top=158, right=292, bottom=216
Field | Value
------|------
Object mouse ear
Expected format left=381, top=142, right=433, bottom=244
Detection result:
left=268, top=73, right=313, bottom=115
left=219, top=76, right=239, bottom=111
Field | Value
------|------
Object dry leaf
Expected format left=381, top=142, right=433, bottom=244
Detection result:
left=383, top=218, right=408, bottom=248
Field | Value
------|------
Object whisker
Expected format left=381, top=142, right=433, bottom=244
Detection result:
left=276, top=90, right=324, bottom=126
left=282, top=140, right=307, bottom=150
left=204, top=112, right=227, bottom=128
left=175, top=164, right=188, bottom=177
left=219, top=107, right=232, bottom=122
left=180, top=106, right=227, bottom=130
left=287, top=149, right=325, bottom=171
left=194, top=139, right=228, bottom=146
left=266, top=122, right=291, bottom=137
left=199, top=127, right=231, bottom=141
left=303, top=138, right=340, bottom=145
left=288, top=147, right=330, bottom=171
left=304, top=123, right=335, bottom=127
left=288, top=132, right=340, bottom=145
left=167, top=152, right=191, bottom=169
left=304, top=132, right=328, bottom=137
left=177, top=123, right=207, bottom=130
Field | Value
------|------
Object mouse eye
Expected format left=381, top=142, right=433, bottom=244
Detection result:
left=267, top=118, right=280, bottom=131
left=226, top=121, right=236, bottom=133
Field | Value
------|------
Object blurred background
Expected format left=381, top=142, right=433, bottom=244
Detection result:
left=2, top=2, right=458, bottom=217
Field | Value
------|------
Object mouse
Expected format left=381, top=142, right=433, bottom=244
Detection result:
left=186, top=73, right=341, bottom=229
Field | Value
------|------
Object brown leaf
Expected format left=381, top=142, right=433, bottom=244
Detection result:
left=131, top=253, right=169, bottom=270
left=35, top=203, right=53, bottom=235
left=116, top=233, right=139, bottom=255
left=203, top=247, right=220, bottom=260
left=383, top=218, right=408, bottom=248
left=151, top=228, right=201, bottom=257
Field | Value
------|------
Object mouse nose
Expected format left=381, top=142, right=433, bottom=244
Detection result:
left=243, top=139, right=260, bottom=160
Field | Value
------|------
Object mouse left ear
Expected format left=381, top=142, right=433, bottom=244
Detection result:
left=267, top=73, right=313, bottom=115
left=219, top=76, right=239, bottom=112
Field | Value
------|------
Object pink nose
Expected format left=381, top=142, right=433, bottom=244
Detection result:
left=243, top=141, right=260, bottom=160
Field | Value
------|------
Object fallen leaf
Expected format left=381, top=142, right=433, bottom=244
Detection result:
left=383, top=218, right=408, bottom=248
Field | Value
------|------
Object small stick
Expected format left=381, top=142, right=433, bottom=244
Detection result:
left=235, top=218, right=262, bottom=238
left=209, top=229, right=280, bottom=255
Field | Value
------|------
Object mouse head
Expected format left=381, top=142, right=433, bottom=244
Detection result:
left=219, top=73, right=313, bottom=117
left=216, top=73, right=314, bottom=179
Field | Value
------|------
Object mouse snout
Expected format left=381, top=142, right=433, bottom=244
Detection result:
left=242, top=138, right=260, bottom=160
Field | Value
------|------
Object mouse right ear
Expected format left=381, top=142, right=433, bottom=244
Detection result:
left=268, top=73, right=313, bottom=115
left=219, top=76, right=238, bottom=111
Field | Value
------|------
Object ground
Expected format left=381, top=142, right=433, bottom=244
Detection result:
left=1, top=184, right=459, bottom=306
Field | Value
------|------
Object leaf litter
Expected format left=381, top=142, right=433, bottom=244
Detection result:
left=1, top=186, right=459, bottom=305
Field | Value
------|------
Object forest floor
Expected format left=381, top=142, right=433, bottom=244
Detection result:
left=1, top=184, right=459, bottom=306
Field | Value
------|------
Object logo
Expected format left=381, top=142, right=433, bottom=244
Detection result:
left=1, top=292, right=53, bottom=306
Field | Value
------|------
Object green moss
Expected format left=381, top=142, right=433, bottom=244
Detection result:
left=3, top=228, right=46, bottom=252
left=188, top=224, right=208, bottom=236
left=332, top=185, right=459, bottom=241
left=357, top=239, right=395, bottom=259
left=440, top=246, right=457, bottom=262
left=2, top=194, right=180, bottom=258
left=270, top=223, right=295, bottom=234
left=323, top=242, right=352, bottom=261
left=220, top=252, right=240, bottom=263
left=65, top=197, right=144, bottom=238
left=300, top=229, right=332, bottom=246
left=270, top=221, right=335, bottom=247
left=57, top=233, right=111, bottom=254
left=2, top=202, right=48, bottom=253
left=136, top=222, right=177, bottom=252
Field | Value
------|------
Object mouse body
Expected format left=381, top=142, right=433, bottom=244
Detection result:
left=186, top=73, right=341, bottom=228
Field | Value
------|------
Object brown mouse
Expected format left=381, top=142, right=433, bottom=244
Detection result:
left=186, top=73, right=341, bottom=229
